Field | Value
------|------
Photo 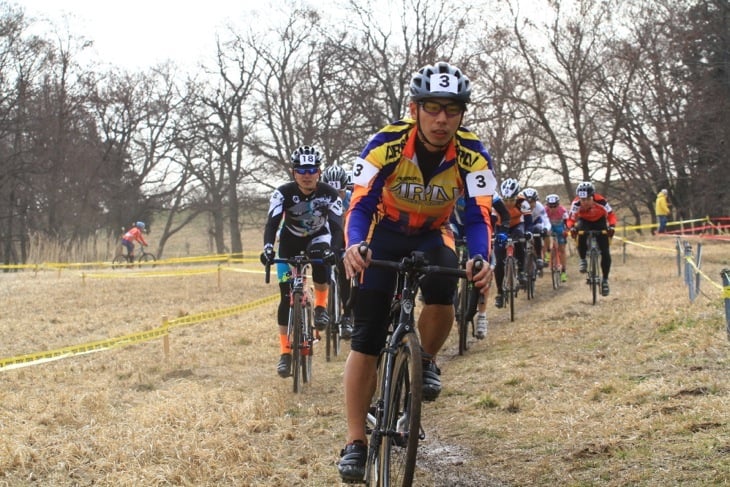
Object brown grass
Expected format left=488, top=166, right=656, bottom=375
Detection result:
left=0, top=230, right=728, bottom=486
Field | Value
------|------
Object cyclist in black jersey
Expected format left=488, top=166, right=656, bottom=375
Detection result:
left=260, top=145, right=344, bottom=378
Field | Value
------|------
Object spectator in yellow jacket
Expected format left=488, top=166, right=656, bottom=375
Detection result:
left=655, top=189, right=671, bottom=234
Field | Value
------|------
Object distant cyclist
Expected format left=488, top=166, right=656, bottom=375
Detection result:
left=566, top=181, right=616, bottom=296
left=260, top=146, right=342, bottom=378
left=320, top=164, right=354, bottom=339
left=520, top=187, right=548, bottom=269
left=492, top=178, right=532, bottom=308
left=545, top=194, right=569, bottom=282
left=121, top=221, right=148, bottom=261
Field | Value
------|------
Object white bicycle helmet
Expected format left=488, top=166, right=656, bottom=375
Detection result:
left=546, top=194, right=560, bottom=206
left=522, top=188, right=539, bottom=201
left=409, top=62, right=472, bottom=103
left=321, top=165, right=348, bottom=190
left=576, top=181, right=595, bottom=198
left=290, top=145, right=322, bottom=167
left=500, top=178, right=521, bottom=199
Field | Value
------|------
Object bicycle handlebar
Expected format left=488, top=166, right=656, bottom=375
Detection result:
left=264, top=255, right=326, bottom=284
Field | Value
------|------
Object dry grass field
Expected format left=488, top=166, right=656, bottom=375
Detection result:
left=0, top=225, right=728, bottom=486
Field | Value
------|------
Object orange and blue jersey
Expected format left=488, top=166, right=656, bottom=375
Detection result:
left=346, top=118, right=496, bottom=259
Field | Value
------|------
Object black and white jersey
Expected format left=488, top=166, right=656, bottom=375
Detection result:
left=263, top=181, right=344, bottom=246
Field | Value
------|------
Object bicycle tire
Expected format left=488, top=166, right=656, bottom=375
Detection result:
left=112, top=255, right=129, bottom=269
left=457, top=278, right=469, bottom=355
left=525, top=253, right=536, bottom=300
left=138, top=252, right=156, bottom=267
left=590, top=249, right=599, bottom=305
left=290, top=292, right=304, bottom=393
left=326, top=273, right=340, bottom=361
left=504, top=257, right=516, bottom=322
left=550, top=243, right=561, bottom=290
left=378, top=332, right=422, bottom=487
left=302, top=299, right=313, bottom=384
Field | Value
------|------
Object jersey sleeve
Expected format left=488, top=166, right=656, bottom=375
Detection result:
left=263, top=188, right=285, bottom=246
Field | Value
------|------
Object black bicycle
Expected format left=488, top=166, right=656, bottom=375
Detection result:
left=578, top=230, right=606, bottom=305
left=112, top=244, right=156, bottom=269
left=265, top=253, right=323, bottom=393
left=356, top=246, right=481, bottom=486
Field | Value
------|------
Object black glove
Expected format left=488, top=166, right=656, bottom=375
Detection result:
left=307, top=242, right=333, bottom=263
left=321, top=248, right=337, bottom=265
left=570, top=227, right=578, bottom=239
left=607, top=226, right=615, bottom=238
left=260, top=244, right=275, bottom=265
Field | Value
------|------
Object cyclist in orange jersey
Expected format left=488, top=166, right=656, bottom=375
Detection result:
left=121, top=221, right=148, bottom=260
left=565, top=181, right=617, bottom=296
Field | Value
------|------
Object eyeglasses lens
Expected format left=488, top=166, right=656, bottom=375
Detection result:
left=420, top=101, right=463, bottom=117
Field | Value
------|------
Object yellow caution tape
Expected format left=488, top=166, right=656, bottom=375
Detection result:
left=0, top=293, right=279, bottom=371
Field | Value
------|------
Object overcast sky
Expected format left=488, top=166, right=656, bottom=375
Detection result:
left=15, top=0, right=277, bottom=71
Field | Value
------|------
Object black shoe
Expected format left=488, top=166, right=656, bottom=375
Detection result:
left=277, top=353, right=292, bottom=378
left=422, top=359, right=442, bottom=402
left=314, top=306, right=329, bottom=331
left=495, top=295, right=504, bottom=309
left=601, top=278, right=610, bottom=296
left=340, top=315, right=354, bottom=340
left=338, top=440, right=367, bottom=483
left=579, top=259, right=587, bottom=273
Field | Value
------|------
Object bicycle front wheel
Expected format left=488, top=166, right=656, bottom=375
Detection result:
left=137, top=252, right=156, bottom=268
left=378, top=332, right=423, bottom=487
left=590, top=250, right=599, bottom=305
left=457, top=278, right=469, bottom=355
left=504, top=258, right=516, bottom=322
left=525, top=253, right=537, bottom=300
left=326, top=274, right=340, bottom=361
left=290, top=294, right=304, bottom=393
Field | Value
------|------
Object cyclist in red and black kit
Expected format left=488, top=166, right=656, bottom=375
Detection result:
left=260, top=145, right=343, bottom=378
left=565, top=181, right=617, bottom=296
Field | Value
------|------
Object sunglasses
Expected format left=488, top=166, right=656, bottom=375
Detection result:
left=418, top=100, right=465, bottom=117
left=294, top=167, right=319, bottom=175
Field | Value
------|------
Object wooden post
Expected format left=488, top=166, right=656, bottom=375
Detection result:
left=162, top=315, right=170, bottom=361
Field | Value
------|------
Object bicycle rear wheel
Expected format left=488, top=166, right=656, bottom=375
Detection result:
left=112, top=255, right=129, bottom=270
left=377, top=332, right=422, bottom=487
left=138, top=252, right=156, bottom=267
